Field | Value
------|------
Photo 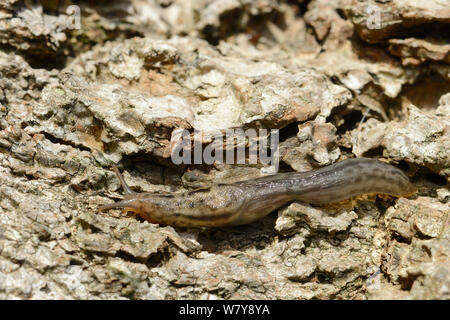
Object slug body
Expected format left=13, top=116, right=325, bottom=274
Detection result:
left=99, top=158, right=416, bottom=227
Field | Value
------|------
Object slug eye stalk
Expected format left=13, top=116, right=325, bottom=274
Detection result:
left=112, top=165, right=136, bottom=195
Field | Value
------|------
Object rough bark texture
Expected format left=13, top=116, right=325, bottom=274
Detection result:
left=0, top=0, right=449, bottom=299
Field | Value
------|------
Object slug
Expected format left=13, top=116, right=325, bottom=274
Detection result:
left=98, top=158, right=417, bottom=227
